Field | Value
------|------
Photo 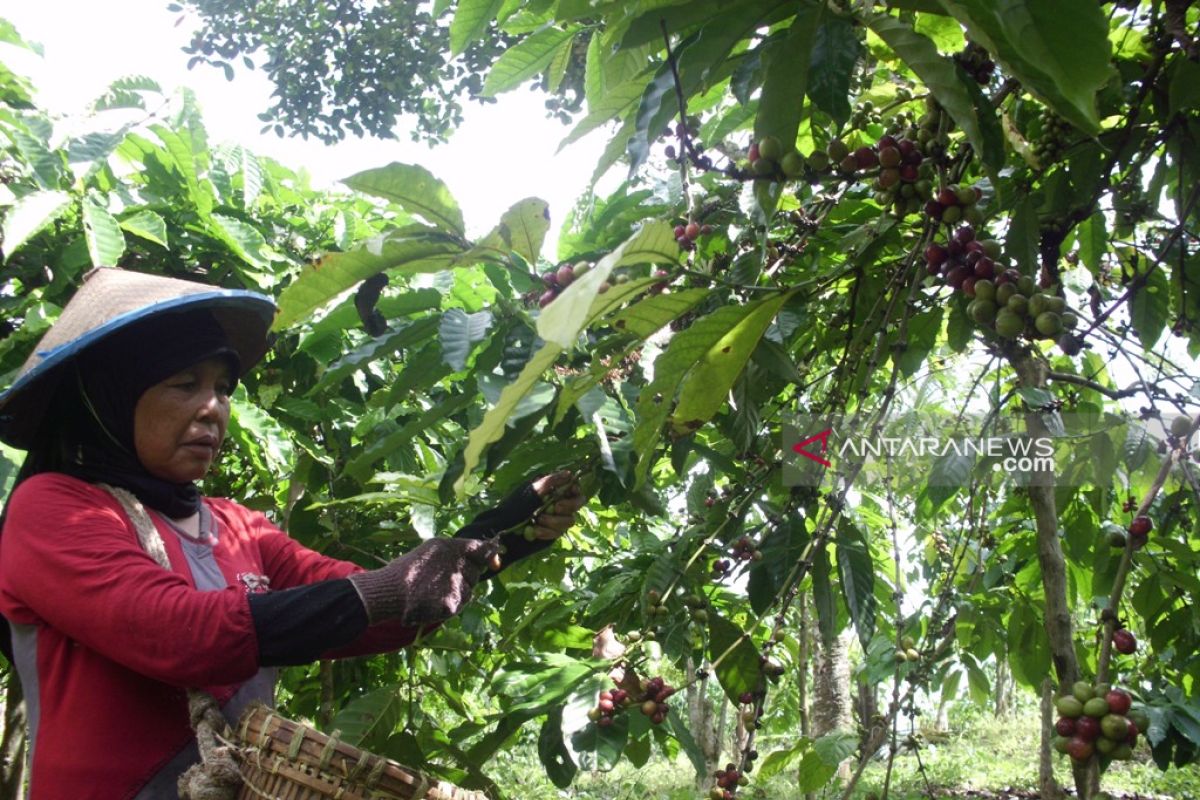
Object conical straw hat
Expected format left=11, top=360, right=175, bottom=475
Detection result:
left=0, top=267, right=277, bottom=449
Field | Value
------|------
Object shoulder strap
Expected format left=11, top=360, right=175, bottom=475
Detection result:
left=99, top=484, right=171, bottom=570
left=96, top=484, right=242, bottom=800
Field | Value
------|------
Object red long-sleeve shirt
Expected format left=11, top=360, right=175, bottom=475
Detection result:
left=0, top=473, right=419, bottom=799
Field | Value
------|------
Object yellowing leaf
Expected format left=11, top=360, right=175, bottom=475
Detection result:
left=455, top=341, right=563, bottom=496
left=343, top=162, right=465, bottom=236
left=670, top=291, right=792, bottom=433
left=537, top=221, right=678, bottom=347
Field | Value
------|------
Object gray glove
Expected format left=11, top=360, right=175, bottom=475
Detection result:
left=348, top=538, right=502, bottom=626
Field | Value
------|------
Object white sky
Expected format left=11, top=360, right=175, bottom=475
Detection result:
left=0, top=1, right=610, bottom=253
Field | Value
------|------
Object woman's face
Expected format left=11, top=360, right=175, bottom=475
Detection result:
left=133, top=357, right=233, bottom=483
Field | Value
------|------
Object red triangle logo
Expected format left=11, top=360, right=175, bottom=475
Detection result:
left=792, top=429, right=832, bottom=467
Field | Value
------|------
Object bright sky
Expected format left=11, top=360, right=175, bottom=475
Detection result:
left=0, top=1, right=610, bottom=253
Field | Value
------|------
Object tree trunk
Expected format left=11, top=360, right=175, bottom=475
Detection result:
left=800, top=596, right=814, bottom=800
left=812, top=630, right=852, bottom=735
left=1009, top=348, right=1091, bottom=799
left=1039, top=678, right=1065, bottom=800
left=813, top=629, right=854, bottom=782
left=854, top=676, right=879, bottom=750
left=1, top=670, right=26, bottom=800
left=714, top=697, right=727, bottom=770
left=994, top=657, right=1010, bottom=718
left=686, top=657, right=722, bottom=788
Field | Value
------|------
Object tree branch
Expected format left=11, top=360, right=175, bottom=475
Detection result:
left=1046, top=370, right=1141, bottom=399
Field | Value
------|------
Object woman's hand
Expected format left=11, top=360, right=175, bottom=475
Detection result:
left=348, top=538, right=502, bottom=626
left=452, top=470, right=587, bottom=571
left=526, top=471, right=586, bottom=541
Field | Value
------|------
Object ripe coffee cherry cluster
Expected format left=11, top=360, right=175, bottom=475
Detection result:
left=926, top=225, right=1079, bottom=346
left=1035, top=109, right=1073, bottom=167
left=748, top=135, right=806, bottom=181
left=924, top=224, right=1003, bottom=292
left=1053, top=683, right=1144, bottom=764
left=712, top=535, right=762, bottom=578
left=924, top=182, right=984, bottom=226
left=1113, top=627, right=1138, bottom=655
left=893, top=635, right=921, bottom=663
left=638, top=676, right=676, bottom=725
left=828, top=135, right=934, bottom=217
left=850, top=134, right=936, bottom=218
left=674, top=220, right=713, bottom=251
left=709, top=761, right=749, bottom=800
left=953, top=41, right=997, bottom=85
left=537, top=262, right=591, bottom=307
left=731, top=535, right=763, bottom=563
left=587, top=676, right=676, bottom=727
left=587, top=686, right=632, bottom=727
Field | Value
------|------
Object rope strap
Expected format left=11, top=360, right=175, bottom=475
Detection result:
left=99, top=485, right=240, bottom=800
left=365, top=756, right=387, bottom=786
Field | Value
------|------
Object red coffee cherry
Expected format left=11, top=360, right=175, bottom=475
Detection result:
left=1128, top=516, right=1152, bottom=537
left=1112, top=628, right=1137, bottom=655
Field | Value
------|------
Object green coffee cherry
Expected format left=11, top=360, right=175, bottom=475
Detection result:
left=995, top=310, right=1024, bottom=338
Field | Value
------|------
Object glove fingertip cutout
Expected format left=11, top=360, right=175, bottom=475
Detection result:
left=455, top=480, right=542, bottom=539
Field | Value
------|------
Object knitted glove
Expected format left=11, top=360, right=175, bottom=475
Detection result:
left=348, top=538, right=502, bottom=626
left=455, top=481, right=541, bottom=538
left=453, top=472, right=580, bottom=573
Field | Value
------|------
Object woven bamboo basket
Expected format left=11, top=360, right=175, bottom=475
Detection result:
left=234, top=703, right=487, bottom=800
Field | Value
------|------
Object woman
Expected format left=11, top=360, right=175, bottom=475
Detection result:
left=0, top=268, right=583, bottom=799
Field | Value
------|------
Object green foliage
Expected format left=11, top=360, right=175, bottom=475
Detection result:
left=936, top=0, right=1114, bottom=133
left=4, top=3, right=1200, bottom=798
left=866, top=13, right=1004, bottom=172
left=343, top=163, right=465, bottom=236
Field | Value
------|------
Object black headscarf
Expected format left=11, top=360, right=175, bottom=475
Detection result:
left=6, top=308, right=240, bottom=520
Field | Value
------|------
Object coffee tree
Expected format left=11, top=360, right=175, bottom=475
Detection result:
left=3, top=2, right=1200, bottom=799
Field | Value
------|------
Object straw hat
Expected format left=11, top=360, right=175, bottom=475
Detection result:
left=0, top=267, right=277, bottom=449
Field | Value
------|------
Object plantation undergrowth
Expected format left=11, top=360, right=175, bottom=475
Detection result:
left=489, top=707, right=1199, bottom=800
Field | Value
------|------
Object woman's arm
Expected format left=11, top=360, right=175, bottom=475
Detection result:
left=219, top=472, right=584, bottom=665
left=0, top=474, right=261, bottom=687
